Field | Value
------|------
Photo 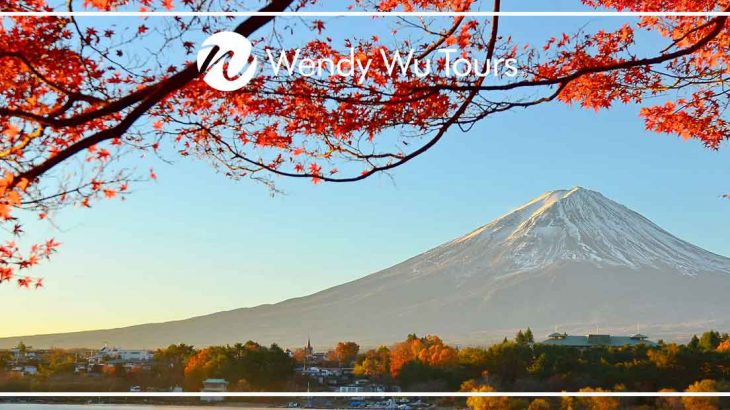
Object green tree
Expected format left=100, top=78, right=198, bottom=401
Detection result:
left=183, top=346, right=232, bottom=391
left=699, top=331, right=722, bottom=351
left=516, top=330, right=527, bottom=345
left=515, top=328, right=535, bottom=345
left=688, top=335, right=701, bottom=350
left=44, top=349, right=75, bottom=375
left=525, top=328, right=535, bottom=344
left=183, top=342, right=293, bottom=391
left=0, top=351, right=11, bottom=371
left=397, top=360, right=453, bottom=391
left=153, top=344, right=197, bottom=388
left=354, top=346, right=391, bottom=381
left=236, top=342, right=294, bottom=391
left=15, top=341, right=27, bottom=357
left=483, top=340, right=533, bottom=386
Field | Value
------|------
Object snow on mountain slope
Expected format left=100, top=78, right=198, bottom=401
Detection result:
left=430, top=187, right=730, bottom=275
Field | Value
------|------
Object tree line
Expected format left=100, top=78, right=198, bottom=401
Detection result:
left=353, top=330, right=730, bottom=394
left=2, top=329, right=730, bottom=406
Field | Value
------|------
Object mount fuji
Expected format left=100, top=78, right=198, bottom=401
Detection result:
left=3, top=187, right=729, bottom=348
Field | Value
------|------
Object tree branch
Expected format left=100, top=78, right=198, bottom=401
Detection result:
left=12, top=0, right=295, bottom=187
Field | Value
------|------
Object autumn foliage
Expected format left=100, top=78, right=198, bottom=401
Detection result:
left=182, top=342, right=293, bottom=391
left=4, top=331, right=730, bottom=398
left=326, top=341, right=360, bottom=366
left=350, top=330, right=730, bottom=396
left=389, top=334, right=458, bottom=377
left=1, top=0, right=729, bottom=285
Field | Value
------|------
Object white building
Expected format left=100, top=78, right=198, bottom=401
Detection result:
left=201, top=378, right=228, bottom=402
left=9, top=347, right=36, bottom=361
left=339, top=385, right=366, bottom=393
left=92, top=346, right=153, bottom=362
left=10, top=366, right=38, bottom=376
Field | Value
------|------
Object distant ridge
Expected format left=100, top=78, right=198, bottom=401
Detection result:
left=2, top=187, right=729, bottom=349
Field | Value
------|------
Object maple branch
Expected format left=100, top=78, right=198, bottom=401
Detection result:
left=5, top=1, right=727, bottom=192
left=659, top=16, right=720, bottom=54
left=211, top=0, right=503, bottom=184
left=433, top=12, right=728, bottom=93
left=0, top=109, right=61, bottom=127
left=3, top=5, right=300, bottom=129
left=0, top=52, right=99, bottom=102
left=0, top=126, right=45, bottom=160
left=458, top=81, right=568, bottom=125
left=19, top=176, right=135, bottom=206
left=0, top=88, right=153, bottom=127
left=414, top=15, right=465, bottom=60
left=11, top=0, right=296, bottom=188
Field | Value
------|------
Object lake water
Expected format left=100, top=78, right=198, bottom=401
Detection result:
left=0, top=405, right=274, bottom=409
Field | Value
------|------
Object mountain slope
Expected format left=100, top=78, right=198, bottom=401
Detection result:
left=3, top=187, right=729, bottom=349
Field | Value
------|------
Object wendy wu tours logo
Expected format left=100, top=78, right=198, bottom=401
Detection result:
left=197, top=31, right=258, bottom=91
left=197, top=31, right=519, bottom=92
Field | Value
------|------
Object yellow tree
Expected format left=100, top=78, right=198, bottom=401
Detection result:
left=462, top=383, right=511, bottom=410
left=528, top=398, right=552, bottom=410
left=654, top=388, right=683, bottom=410
left=333, top=341, right=360, bottom=366
left=575, top=387, right=620, bottom=410
left=682, top=379, right=720, bottom=410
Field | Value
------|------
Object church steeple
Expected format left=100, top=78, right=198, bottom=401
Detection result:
left=305, top=336, right=313, bottom=355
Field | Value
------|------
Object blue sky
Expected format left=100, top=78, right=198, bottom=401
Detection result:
left=1, top=7, right=729, bottom=338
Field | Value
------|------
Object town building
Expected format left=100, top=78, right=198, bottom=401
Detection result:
left=304, top=337, right=314, bottom=357
left=9, top=365, right=38, bottom=377
left=201, top=378, right=228, bottom=402
left=301, top=338, right=326, bottom=366
left=91, top=346, right=153, bottom=363
left=540, top=332, right=658, bottom=347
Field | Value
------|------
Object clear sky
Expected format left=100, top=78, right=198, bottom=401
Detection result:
left=1, top=5, right=729, bottom=338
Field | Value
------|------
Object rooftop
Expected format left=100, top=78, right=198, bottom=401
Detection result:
left=202, top=378, right=228, bottom=384
left=540, top=333, right=657, bottom=347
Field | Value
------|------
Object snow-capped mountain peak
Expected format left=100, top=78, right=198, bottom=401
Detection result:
left=438, top=187, right=730, bottom=275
